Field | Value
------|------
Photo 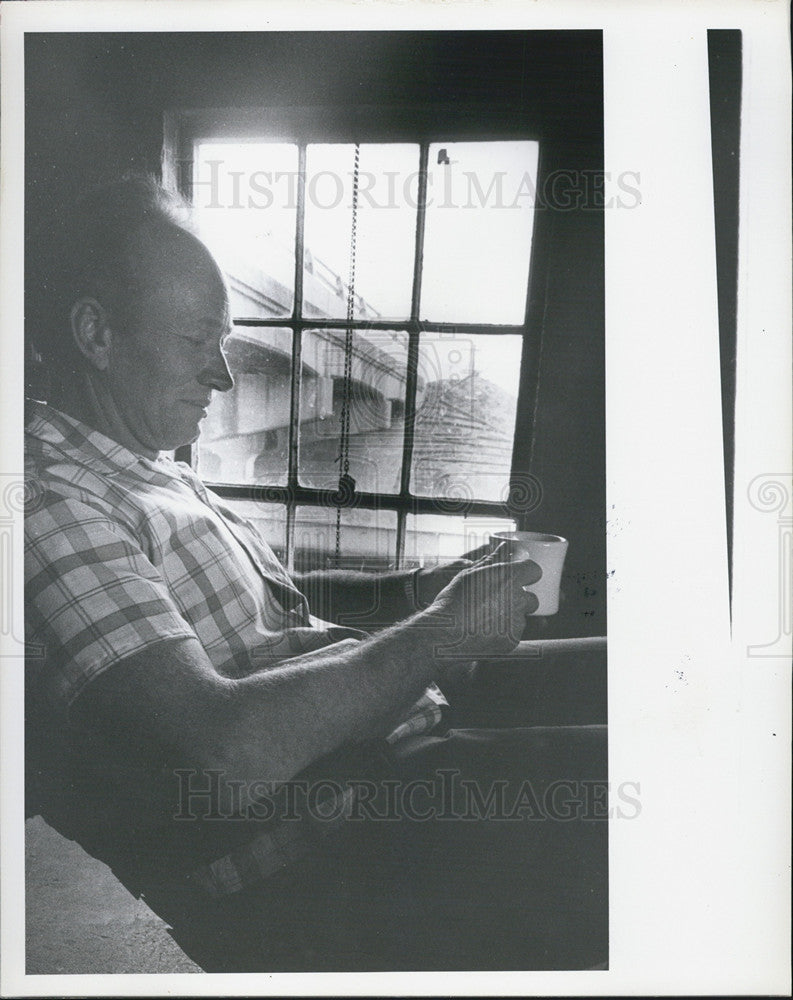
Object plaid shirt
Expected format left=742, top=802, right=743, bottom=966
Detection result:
left=25, top=400, right=447, bottom=894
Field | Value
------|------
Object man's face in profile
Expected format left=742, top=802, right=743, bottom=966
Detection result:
left=104, top=230, right=234, bottom=454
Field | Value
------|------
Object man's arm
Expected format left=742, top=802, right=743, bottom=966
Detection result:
left=293, top=561, right=475, bottom=629
left=72, top=554, right=542, bottom=803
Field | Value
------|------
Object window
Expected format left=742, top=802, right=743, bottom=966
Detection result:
left=173, top=116, right=542, bottom=572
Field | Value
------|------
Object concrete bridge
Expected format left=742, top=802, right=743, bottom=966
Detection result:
left=198, top=240, right=417, bottom=485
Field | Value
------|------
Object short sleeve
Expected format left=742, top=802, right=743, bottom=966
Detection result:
left=25, top=493, right=198, bottom=709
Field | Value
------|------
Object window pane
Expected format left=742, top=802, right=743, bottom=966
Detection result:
left=410, top=333, right=523, bottom=502
left=214, top=500, right=287, bottom=563
left=298, top=329, right=409, bottom=495
left=421, top=141, right=539, bottom=324
left=193, top=142, right=298, bottom=318
left=197, top=327, right=292, bottom=484
left=303, top=144, right=419, bottom=321
left=294, top=505, right=397, bottom=573
left=405, top=513, right=516, bottom=567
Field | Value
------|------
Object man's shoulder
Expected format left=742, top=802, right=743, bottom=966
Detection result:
left=25, top=445, right=120, bottom=523
left=25, top=401, right=138, bottom=522
left=24, top=446, right=143, bottom=557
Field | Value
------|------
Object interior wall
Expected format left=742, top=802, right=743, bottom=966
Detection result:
left=25, top=30, right=606, bottom=635
left=525, top=140, right=606, bottom=634
left=707, top=29, right=742, bottom=607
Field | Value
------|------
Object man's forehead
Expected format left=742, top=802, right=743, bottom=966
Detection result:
left=130, top=225, right=223, bottom=287
left=128, top=226, right=228, bottom=312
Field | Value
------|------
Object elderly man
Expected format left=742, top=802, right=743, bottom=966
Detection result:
left=25, top=176, right=607, bottom=971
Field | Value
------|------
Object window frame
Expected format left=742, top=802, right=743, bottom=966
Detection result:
left=164, top=107, right=552, bottom=569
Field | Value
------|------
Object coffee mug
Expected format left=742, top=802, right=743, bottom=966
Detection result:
left=490, top=530, right=569, bottom=615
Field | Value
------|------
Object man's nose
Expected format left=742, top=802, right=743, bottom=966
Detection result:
left=199, top=345, right=234, bottom=393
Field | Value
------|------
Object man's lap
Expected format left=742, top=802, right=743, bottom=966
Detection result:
left=140, top=722, right=608, bottom=972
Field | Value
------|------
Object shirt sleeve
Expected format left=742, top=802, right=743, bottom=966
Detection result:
left=25, top=493, right=199, bottom=710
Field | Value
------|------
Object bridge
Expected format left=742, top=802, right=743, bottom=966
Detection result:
left=199, top=237, right=418, bottom=486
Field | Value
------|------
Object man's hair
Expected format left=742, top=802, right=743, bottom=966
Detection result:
left=27, top=173, right=194, bottom=367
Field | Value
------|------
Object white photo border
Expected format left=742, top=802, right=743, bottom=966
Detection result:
left=1, top=1, right=790, bottom=996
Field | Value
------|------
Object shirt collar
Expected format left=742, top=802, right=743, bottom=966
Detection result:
left=25, top=398, right=164, bottom=478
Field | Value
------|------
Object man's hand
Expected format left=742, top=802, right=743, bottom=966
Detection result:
left=414, top=558, right=474, bottom=608
left=415, top=538, right=528, bottom=607
left=413, top=540, right=510, bottom=607
left=421, top=547, right=543, bottom=659
left=445, top=539, right=568, bottom=634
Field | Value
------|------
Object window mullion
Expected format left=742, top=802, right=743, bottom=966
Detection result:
left=234, top=317, right=526, bottom=336
left=409, top=142, right=429, bottom=321
left=284, top=505, right=297, bottom=575
left=397, top=332, right=420, bottom=503
left=285, top=144, right=308, bottom=568
left=397, top=143, right=430, bottom=519
left=292, top=143, right=308, bottom=324
left=394, top=509, right=407, bottom=570
left=209, top=482, right=510, bottom=519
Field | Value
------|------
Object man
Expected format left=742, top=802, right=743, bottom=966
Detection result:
left=25, top=176, right=607, bottom=971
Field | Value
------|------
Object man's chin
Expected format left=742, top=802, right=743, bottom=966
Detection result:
left=181, top=425, right=202, bottom=448
left=159, top=421, right=202, bottom=453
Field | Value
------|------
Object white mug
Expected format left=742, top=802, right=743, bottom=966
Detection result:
left=490, top=530, right=569, bottom=615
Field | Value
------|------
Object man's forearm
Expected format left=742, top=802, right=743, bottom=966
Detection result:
left=213, top=608, right=449, bottom=783
left=293, top=568, right=420, bottom=628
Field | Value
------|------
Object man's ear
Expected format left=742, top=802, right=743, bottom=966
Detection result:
left=70, top=298, right=113, bottom=371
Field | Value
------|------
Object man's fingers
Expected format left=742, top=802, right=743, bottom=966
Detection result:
left=523, top=589, right=540, bottom=615
left=470, top=548, right=542, bottom=581
left=460, top=542, right=494, bottom=562
left=442, top=558, right=473, bottom=574
left=511, top=555, right=543, bottom=586
left=464, top=549, right=541, bottom=582
left=474, top=542, right=508, bottom=565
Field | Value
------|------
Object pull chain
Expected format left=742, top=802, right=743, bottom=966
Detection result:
left=334, top=144, right=360, bottom=564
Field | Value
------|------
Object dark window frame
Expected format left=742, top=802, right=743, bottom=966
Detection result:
left=164, top=107, right=552, bottom=569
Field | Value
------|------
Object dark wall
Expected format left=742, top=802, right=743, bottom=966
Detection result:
left=707, top=29, right=742, bottom=606
left=524, top=141, right=606, bottom=634
left=25, top=30, right=606, bottom=635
